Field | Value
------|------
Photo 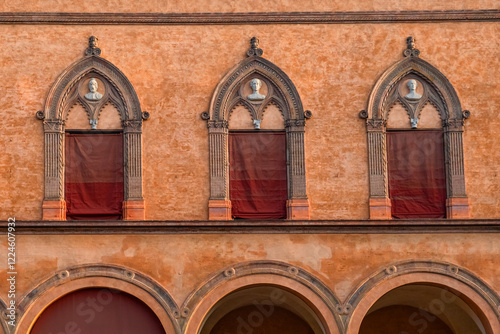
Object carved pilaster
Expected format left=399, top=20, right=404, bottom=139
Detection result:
left=367, top=129, right=387, bottom=198
left=208, top=121, right=229, bottom=200
left=286, top=121, right=307, bottom=199
left=43, top=121, right=64, bottom=200
left=208, top=121, right=230, bottom=220
left=443, top=119, right=469, bottom=218
left=123, top=126, right=143, bottom=201
left=366, top=119, right=391, bottom=219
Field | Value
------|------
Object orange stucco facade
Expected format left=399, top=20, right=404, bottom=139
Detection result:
left=0, top=1, right=499, bottom=334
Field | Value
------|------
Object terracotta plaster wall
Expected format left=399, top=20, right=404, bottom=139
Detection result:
left=0, top=233, right=498, bottom=308
left=1, top=0, right=498, bottom=13
left=0, top=22, right=499, bottom=220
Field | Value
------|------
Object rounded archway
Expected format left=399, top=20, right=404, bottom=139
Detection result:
left=30, top=288, right=165, bottom=334
left=359, top=284, right=487, bottom=334
left=199, top=285, right=324, bottom=334
left=15, top=266, right=180, bottom=334
left=346, top=268, right=500, bottom=334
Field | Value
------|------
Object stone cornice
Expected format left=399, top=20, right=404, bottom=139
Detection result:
left=0, top=10, right=498, bottom=25
left=3, top=220, right=499, bottom=234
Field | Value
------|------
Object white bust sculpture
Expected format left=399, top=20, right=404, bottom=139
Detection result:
left=247, top=78, right=266, bottom=101
left=405, top=79, right=422, bottom=101
left=85, top=78, right=103, bottom=101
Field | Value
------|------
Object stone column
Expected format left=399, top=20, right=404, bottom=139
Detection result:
left=367, top=119, right=391, bottom=219
left=444, top=119, right=470, bottom=218
left=208, top=120, right=231, bottom=220
left=285, top=120, right=310, bottom=220
left=42, top=120, right=66, bottom=220
left=123, top=120, right=145, bottom=220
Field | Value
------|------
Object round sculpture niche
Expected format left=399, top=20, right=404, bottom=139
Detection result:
left=240, top=77, right=270, bottom=104
left=84, top=78, right=103, bottom=101
left=79, top=77, right=105, bottom=102
left=399, top=78, right=424, bottom=102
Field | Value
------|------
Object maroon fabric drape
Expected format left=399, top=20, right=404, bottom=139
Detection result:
left=387, top=131, right=446, bottom=218
left=65, top=133, right=123, bottom=220
left=30, top=288, right=166, bottom=334
left=229, top=132, right=287, bottom=219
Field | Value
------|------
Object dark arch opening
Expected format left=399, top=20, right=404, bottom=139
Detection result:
left=359, top=284, right=487, bottom=334
left=199, top=286, right=324, bottom=334
left=30, top=288, right=166, bottom=334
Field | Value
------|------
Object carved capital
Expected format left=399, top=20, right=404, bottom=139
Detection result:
left=207, top=120, right=228, bottom=129
left=122, top=120, right=142, bottom=132
left=366, top=118, right=386, bottom=131
left=43, top=120, right=65, bottom=133
left=285, top=119, right=306, bottom=129
left=443, top=119, right=464, bottom=131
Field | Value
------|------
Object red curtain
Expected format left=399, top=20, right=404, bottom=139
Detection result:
left=229, top=132, right=287, bottom=219
left=30, top=288, right=166, bottom=334
left=65, top=133, right=124, bottom=220
left=387, top=131, right=446, bottom=218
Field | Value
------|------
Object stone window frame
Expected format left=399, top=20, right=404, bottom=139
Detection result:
left=360, top=37, right=470, bottom=219
left=37, top=37, right=149, bottom=220
left=202, top=37, right=311, bottom=220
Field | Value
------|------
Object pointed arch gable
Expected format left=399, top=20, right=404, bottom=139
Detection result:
left=362, top=37, right=470, bottom=219
left=210, top=56, right=305, bottom=122
left=38, top=38, right=148, bottom=220
left=43, top=56, right=142, bottom=122
left=204, top=38, right=310, bottom=220
left=367, top=56, right=462, bottom=122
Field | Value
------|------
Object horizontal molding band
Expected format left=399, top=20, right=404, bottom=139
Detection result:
left=0, top=10, right=499, bottom=25
left=3, top=220, right=500, bottom=234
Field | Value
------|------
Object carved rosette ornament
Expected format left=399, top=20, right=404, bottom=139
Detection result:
left=38, top=37, right=147, bottom=220
left=364, top=37, right=470, bottom=219
left=205, top=37, right=310, bottom=220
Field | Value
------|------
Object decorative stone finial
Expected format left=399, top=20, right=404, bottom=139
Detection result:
left=85, top=36, right=102, bottom=56
left=246, top=37, right=263, bottom=57
left=403, top=36, right=420, bottom=58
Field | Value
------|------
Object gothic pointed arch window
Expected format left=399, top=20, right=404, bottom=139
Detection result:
left=361, top=37, right=470, bottom=219
left=37, top=37, right=149, bottom=220
left=203, top=37, right=311, bottom=220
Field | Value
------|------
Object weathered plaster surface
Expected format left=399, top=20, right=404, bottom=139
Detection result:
left=0, top=23, right=499, bottom=220
left=1, top=233, right=498, bottom=305
left=0, top=0, right=498, bottom=13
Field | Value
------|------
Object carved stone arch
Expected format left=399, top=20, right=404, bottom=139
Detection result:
left=344, top=260, right=500, bottom=334
left=38, top=37, right=148, bottom=220
left=182, top=260, right=342, bottom=334
left=0, top=298, right=9, bottom=334
left=205, top=37, right=310, bottom=220
left=15, top=264, right=180, bottom=334
left=362, top=37, right=470, bottom=219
